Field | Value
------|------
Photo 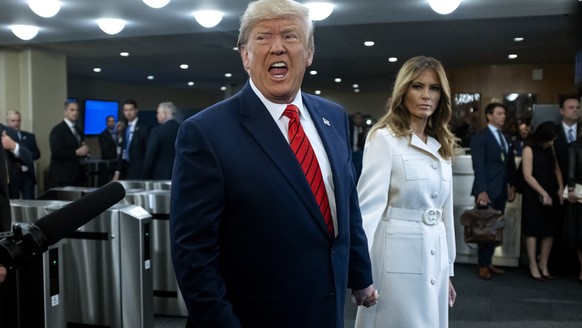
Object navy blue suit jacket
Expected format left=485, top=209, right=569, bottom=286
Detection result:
left=1, top=125, right=33, bottom=183
left=470, top=127, right=517, bottom=201
left=117, top=118, right=150, bottom=179
left=142, top=119, right=179, bottom=180
left=18, top=130, right=40, bottom=181
left=554, top=122, right=579, bottom=185
left=170, top=82, right=372, bottom=327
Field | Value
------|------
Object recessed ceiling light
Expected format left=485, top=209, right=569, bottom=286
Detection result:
left=120, top=52, right=129, bottom=57
left=233, top=47, right=239, bottom=51
left=180, top=64, right=189, bottom=69
left=508, top=54, right=518, bottom=59
left=147, top=75, right=154, bottom=80
left=354, top=89, right=360, bottom=93
left=334, top=78, right=342, bottom=83
left=10, top=25, right=39, bottom=40
left=93, top=68, right=102, bottom=73
left=193, top=10, right=223, bottom=28
left=309, top=70, right=318, bottom=75
left=388, top=57, right=398, bottom=62
left=352, top=84, right=359, bottom=88
left=188, top=81, right=195, bottom=86
left=364, top=41, right=375, bottom=47
left=220, top=86, right=227, bottom=91
left=315, top=90, right=322, bottom=95
left=513, top=37, right=524, bottom=42
left=97, top=18, right=126, bottom=35
left=225, top=73, right=232, bottom=78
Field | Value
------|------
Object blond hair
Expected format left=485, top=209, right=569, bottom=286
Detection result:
left=237, top=0, right=314, bottom=52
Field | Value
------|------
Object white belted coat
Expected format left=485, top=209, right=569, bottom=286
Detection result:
left=355, top=128, right=455, bottom=328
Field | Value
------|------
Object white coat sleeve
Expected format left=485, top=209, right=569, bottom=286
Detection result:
left=443, top=177, right=456, bottom=276
left=356, top=130, right=392, bottom=253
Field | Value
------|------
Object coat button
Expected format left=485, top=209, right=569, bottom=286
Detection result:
left=431, top=192, right=438, bottom=199
left=432, top=163, right=438, bottom=169
left=430, top=278, right=436, bottom=285
left=430, top=249, right=436, bottom=255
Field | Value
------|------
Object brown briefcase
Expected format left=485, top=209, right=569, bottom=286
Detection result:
left=460, top=206, right=505, bottom=244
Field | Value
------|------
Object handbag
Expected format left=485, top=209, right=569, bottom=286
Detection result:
left=562, top=183, right=582, bottom=203
left=460, top=206, right=505, bottom=244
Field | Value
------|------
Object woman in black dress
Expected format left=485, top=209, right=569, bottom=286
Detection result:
left=564, top=130, right=582, bottom=282
left=521, top=121, right=564, bottom=280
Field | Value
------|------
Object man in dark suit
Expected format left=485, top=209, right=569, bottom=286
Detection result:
left=554, top=96, right=580, bottom=186
left=552, top=95, right=581, bottom=273
left=170, top=1, right=376, bottom=327
left=98, top=115, right=118, bottom=160
left=471, top=102, right=517, bottom=280
left=113, top=99, right=150, bottom=180
left=49, top=100, right=90, bottom=187
left=142, top=102, right=179, bottom=180
left=6, top=110, right=40, bottom=199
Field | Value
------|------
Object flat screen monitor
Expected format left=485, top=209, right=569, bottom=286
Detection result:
left=83, top=99, right=119, bottom=135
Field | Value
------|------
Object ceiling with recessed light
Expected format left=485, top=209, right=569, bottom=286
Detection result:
left=0, top=0, right=580, bottom=95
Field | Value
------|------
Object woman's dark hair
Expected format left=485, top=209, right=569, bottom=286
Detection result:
left=530, top=121, right=557, bottom=146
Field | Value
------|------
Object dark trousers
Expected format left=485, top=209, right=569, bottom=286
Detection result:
left=8, top=171, right=36, bottom=199
left=478, top=196, right=507, bottom=267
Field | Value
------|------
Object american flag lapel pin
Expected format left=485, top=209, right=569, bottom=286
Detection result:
left=322, top=117, right=331, bottom=126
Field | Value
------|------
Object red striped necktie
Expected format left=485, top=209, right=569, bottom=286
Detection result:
left=283, top=104, right=333, bottom=235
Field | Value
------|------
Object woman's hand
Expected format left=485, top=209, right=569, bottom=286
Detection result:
left=540, top=193, right=552, bottom=206
left=448, top=279, right=457, bottom=307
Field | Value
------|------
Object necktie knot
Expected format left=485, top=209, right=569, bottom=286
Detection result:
left=283, top=104, right=299, bottom=120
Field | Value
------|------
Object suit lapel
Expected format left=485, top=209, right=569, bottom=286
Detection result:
left=239, top=85, right=330, bottom=234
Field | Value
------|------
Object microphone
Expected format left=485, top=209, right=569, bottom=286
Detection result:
left=34, top=181, right=126, bottom=246
left=0, top=181, right=125, bottom=267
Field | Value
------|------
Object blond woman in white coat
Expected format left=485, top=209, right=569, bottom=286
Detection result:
left=355, top=56, right=458, bottom=328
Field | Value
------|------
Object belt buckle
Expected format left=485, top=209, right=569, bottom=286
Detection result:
left=422, top=209, right=441, bottom=225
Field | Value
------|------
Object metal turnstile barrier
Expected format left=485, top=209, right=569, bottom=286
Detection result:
left=118, top=180, right=171, bottom=192
left=124, top=189, right=188, bottom=317
left=10, top=199, right=154, bottom=327
left=9, top=200, right=69, bottom=328
left=452, top=155, right=522, bottom=267
left=36, top=186, right=97, bottom=201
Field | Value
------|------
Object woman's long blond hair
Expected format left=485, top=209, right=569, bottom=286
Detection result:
left=369, top=56, right=459, bottom=159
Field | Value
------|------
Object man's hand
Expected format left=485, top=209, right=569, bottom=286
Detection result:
left=76, top=144, right=90, bottom=157
left=476, top=191, right=490, bottom=207
left=351, top=285, right=378, bottom=308
left=1, top=131, right=16, bottom=151
left=507, top=186, right=516, bottom=202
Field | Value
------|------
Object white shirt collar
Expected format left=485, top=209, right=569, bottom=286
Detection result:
left=249, top=78, right=305, bottom=121
left=64, top=118, right=76, bottom=128
left=562, top=121, right=577, bottom=133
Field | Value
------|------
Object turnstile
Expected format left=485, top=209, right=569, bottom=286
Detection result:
left=452, top=155, right=522, bottom=267
left=36, top=186, right=97, bottom=201
left=8, top=200, right=69, bottom=328
left=9, top=199, right=153, bottom=327
left=124, top=189, right=188, bottom=317
left=118, top=180, right=171, bottom=192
